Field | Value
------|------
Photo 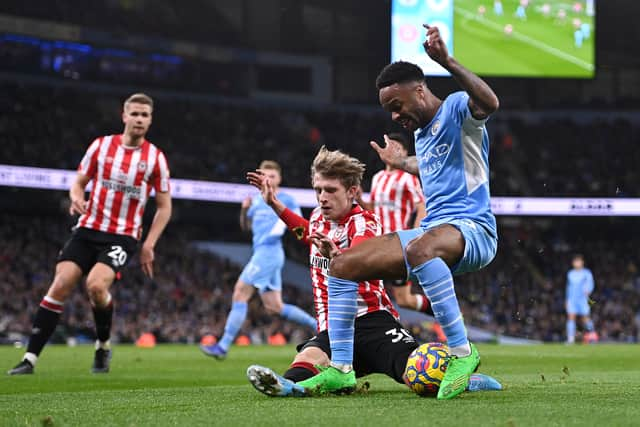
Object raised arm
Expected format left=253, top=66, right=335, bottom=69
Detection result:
left=246, top=170, right=311, bottom=245
left=370, top=135, right=419, bottom=176
left=423, top=24, right=499, bottom=119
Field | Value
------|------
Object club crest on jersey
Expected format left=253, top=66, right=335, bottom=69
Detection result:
left=431, top=120, right=441, bottom=135
left=293, top=226, right=306, bottom=240
left=106, top=156, right=114, bottom=164
left=137, top=161, right=147, bottom=172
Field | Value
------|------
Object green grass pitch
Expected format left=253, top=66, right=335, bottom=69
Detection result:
left=453, top=0, right=595, bottom=77
left=1, top=344, right=639, bottom=426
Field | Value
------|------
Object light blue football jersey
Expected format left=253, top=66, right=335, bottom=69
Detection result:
left=414, top=91, right=496, bottom=236
left=566, top=268, right=594, bottom=301
left=247, top=192, right=301, bottom=248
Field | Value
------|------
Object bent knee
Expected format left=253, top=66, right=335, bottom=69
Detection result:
left=264, top=302, right=283, bottom=315
left=405, top=240, right=442, bottom=267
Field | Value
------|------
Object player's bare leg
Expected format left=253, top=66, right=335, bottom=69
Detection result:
left=262, top=290, right=316, bottom=331
left=86, top=262, right=117, bottom=373
left=391, top=283, right=432, bottom=314
left=8, top=262, right=82, bottom=375
left=405, top=225, right=479, bottom=400
left=201, top=279, right=254, bottom=359
left=566, top=312, right=577, bottom=344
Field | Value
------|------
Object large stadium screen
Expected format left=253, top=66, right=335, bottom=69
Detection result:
left=391, top=0, right=595, bottom=78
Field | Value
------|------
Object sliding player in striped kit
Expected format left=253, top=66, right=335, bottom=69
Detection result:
left=8, top=93, right=172, bottom=375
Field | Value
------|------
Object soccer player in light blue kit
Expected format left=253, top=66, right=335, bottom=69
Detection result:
left=200, top=160, right=316, bottom=359
left=566, top=254, right=598, bottom=344
left=299, top=24, right=499, bottom=400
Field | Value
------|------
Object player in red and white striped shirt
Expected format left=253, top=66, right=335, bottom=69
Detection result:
left=358, top=133, right=431, bottom=315
left=8, top=93, right=172, bottom=376
left=246, top=147, right=418, bottom=387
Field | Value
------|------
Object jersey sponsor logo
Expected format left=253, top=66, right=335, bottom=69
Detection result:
left=310, top=254, right=330, bottom=271
left=419, top=143, right=451, bottom=175
left=101, top=179, right=142, bottom=198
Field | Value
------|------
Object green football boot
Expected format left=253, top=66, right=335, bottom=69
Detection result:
left=297, top=365, right=356, bottom=395
left=437, top=342, right=481, bottom=400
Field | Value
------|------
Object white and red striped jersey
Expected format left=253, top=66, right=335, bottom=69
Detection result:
left=307, top=205, right=398, bottom=332
left=370, top=169, right=425, bottom=233
left=76, top=134, right=170, bottom=240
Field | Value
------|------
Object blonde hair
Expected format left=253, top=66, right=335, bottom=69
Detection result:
left=124, top=93, right=154, bottom=110
left=259, top=160, right=281, bottom=174
left=311, top=146, right=365, bottom=189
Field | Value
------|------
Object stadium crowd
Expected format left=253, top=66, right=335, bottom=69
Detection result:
left=1, top=214, right=638, bottom=345
left=1, top=81, right=639, bottom=197
left=0, top=214, right=314, bottom=346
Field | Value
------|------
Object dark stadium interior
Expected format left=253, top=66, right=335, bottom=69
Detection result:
left=1, top=0, right=639, bottom=348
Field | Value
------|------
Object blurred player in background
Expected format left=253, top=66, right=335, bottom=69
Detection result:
left=357, top=132, right=431, bottom=315
left=244, top=147, right=501, bottom=397
left=8, top=93, right=172, bottom=375
left=298, top=24, right=500, bottom=400
left=566, top=254, right=598, bottom=344
left=200, top=161, right=316, bottom=360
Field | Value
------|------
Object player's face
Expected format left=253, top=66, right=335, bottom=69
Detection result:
left=262, top=168, right=282, bottom=188
left=379, top=83, right=428, bottom=132
left=572, top=257, right=584, bottom=269
left=122, top=103, right=152, bottom=138
left=312, top=173, right=357, bottom=221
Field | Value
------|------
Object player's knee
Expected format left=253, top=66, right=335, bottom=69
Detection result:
left=264, top=303, right=282, bottom=315
left=406, top=240, right=439, bottom=267
left=85, top=276, right=110, bottom=302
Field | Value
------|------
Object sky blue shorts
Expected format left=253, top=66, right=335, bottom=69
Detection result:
left=396, top=218, right=498, bottom=278
left=239, top=245, right=284, bottom=294
left=566, top=298, right=590, bottom=316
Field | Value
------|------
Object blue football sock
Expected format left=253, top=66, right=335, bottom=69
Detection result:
left=567, top=319, right=576, bottom=342
left=327, top=276, right=358, bottom=367
left=412, top=257, right=468, bottom=351
left=218, top=301, right=248, bottom=351
left=584, top=318, right=594, bottom=332
left=281, top=303, right=317, bottom=330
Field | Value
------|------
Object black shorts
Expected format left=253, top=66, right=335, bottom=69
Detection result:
left=57, top=227, right=138, bottom=275
left=296, top=311, right=419, bottom=384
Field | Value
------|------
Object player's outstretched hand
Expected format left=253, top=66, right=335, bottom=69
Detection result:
left=370, top=135, right=406, bottom=169
left=247, top=170, right=277, bottom=206
left=140, top=244, right=154, bottom=278
left=423, top=24, right=449, bottom=66
left=309, top=231, right=340, bottom=259
left=69, top=197, right=88, bottom=216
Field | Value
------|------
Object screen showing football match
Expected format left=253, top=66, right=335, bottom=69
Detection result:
left=391, top=0, right=595, bottom=78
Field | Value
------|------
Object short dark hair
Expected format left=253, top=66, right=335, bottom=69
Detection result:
left=376, top=61, right=425, bottom=89
left=572, top=253, right=584, bottom=261
left=386, top=132, right=413, bottom=152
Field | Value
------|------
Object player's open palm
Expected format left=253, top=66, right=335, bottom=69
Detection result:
left=423, top=24, right=449, bottom=65
left=247, top=170, right=276, bottom=206
left=310, top=231, right=340, bottom=259
left=371, top=135, right=406, bottom=169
